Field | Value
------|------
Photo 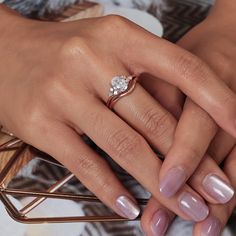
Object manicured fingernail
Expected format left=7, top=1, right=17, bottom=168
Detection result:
left=160, top=167, right=187, bottom=198
left=178, top=192, right=209, bottom=221
left=150, top=209, right=169, bottom=236
left=201, top=216, right=221, bottom=236
left=116, top=196, right=140, bottom=219
left=203, top=174, right=234, bottom=203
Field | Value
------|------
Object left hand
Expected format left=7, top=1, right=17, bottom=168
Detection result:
left=141, top=9, right=236, bottom=236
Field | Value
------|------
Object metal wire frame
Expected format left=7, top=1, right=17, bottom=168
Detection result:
left=0, top=134, right=148, bottom=224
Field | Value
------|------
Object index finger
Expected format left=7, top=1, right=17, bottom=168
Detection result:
left=123, top=27, right=236, bottom=138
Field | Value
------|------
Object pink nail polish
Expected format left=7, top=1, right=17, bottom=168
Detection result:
left=179, top=192, right=209, bottom=222
left=160, top=167, right=187, bottom=198
left=150, top=209, right=169, bottom=236
left=201, top=216, right=221, bottom=236
left=203, top=174, right=234, bottom=203
left=116, top=196, right=140, bottom=220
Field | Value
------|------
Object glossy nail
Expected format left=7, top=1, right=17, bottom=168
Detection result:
left=179, top=192, right=209, bottom=221
left=160, top=167, right=187, bottom=197
left=150, top=209, right=169, bottom=236
left=116, top=196, right=140, bottom=219
left=201, top=216, right=221, bottom=236
left=203, top=174, right=234, bottom=203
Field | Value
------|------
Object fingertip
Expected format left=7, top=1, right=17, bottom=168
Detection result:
left=141, top=208, right=171, bottom=236
left=150, top=209, right=170, bottom=236
left=178, top=192, right=209, bottom=222
left=115, top=195, right=140, bottom=220
left=201, top=216, right=222, bottom=236
left=140, top=198, right=175, bottom=236
left=202, top=174, right=235, bottom=204
left=194, top=215, right=222, bottom=236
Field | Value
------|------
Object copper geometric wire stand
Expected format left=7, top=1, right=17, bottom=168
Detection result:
left=0, top=133, right=148, bottom=224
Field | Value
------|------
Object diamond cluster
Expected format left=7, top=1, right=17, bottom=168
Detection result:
left=109, top=76, right=132, bottom=97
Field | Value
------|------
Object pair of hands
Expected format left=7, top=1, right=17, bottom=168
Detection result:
left=0, top=3, right=235, bottom=236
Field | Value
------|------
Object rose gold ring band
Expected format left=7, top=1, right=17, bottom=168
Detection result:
left=106, top=75, right=138, bottom=110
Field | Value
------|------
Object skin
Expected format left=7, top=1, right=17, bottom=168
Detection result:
left=141, top=0, right=236, bottom=235
left=0, top=0, right=235, bottom=230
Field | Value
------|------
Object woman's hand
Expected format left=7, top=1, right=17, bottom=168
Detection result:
left=0, top=5, right=235, bottom=222
left=141, top=1, right=236, bottom=234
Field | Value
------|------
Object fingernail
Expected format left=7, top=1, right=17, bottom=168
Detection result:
left=203, top=174, right=235, bottom=203
left=160, top=167, right=187, bottom=197
left=150, top=209, right=169, bottom=236
left=178, top=192, right=209, bottom=221
left=116, top=196, right=140, bottom=219
left=201, top=216, right=221, bottom=236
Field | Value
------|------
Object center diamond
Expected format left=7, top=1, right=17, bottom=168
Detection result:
left=109, top=76, right=131, bottom=96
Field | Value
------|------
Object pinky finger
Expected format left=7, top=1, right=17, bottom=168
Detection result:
left=193, top=146, right=236, bottom=236
left=27, top=121, right=141, bottom=220
left=141, top=197, right=175, bottom=236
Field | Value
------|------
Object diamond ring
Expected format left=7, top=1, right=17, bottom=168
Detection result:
left=106, top=75, right=138, bottom=109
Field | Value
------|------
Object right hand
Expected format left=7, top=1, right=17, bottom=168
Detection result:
left=0, top=6, right=236, bottom=220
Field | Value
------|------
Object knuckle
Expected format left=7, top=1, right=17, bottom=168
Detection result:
left=176, top=53, right=209, bottom=84
left=101, top=14, right=130, bottom=30
left=141, top=107, right=176, bottom=139
left=98, top=15, right=133, bottom=38
left=77, top=155, right=96, bottom=174
left=42, top=75, right=71, bottom=105
left=59, top=36, right=93, bottom=61
left=22, top=104, right=49, bottom=141
left=107, top=129, right=144, bottom=160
